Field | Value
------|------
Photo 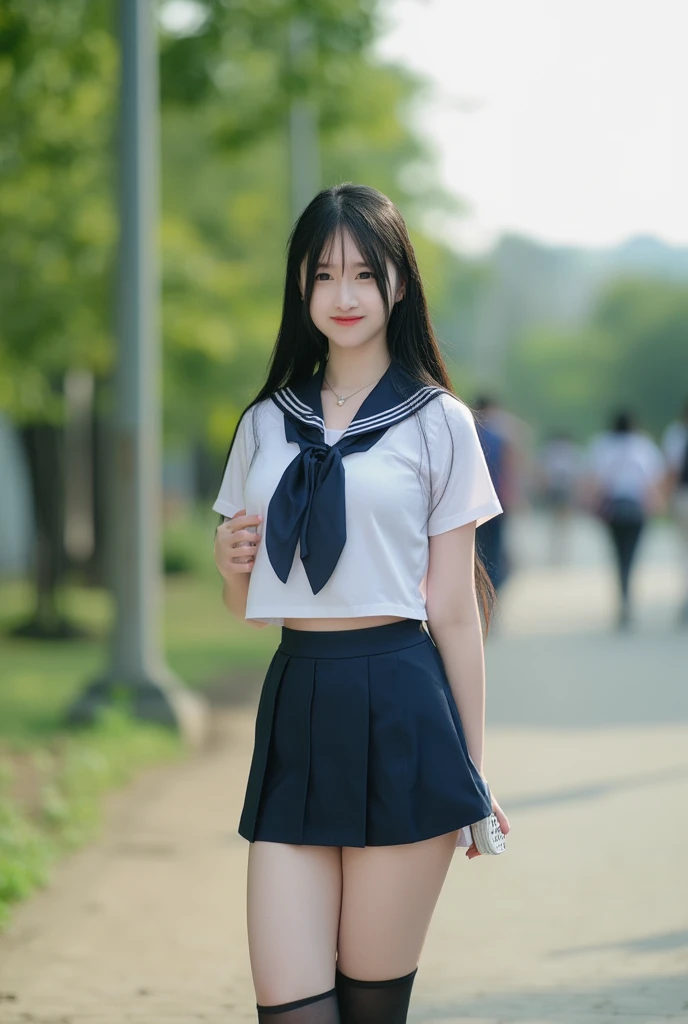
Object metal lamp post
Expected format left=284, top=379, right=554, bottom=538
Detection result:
left=67, top=0, right=206, bottom=744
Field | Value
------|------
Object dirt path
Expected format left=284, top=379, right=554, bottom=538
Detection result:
left=1, top=547, right=687, bottom=1022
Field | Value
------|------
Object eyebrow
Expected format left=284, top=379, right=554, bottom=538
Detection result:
left=316, top=261, right=371, bottom=269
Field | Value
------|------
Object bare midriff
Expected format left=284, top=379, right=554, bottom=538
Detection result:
left=282, top=614, right=408, bottom=632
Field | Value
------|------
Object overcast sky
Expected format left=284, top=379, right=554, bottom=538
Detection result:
left=376, top=0, right=688, bottom=253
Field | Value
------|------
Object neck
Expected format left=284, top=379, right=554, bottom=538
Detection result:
left=324, top=344, right=392, bottom=393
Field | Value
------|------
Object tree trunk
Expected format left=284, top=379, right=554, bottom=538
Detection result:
left=10, top=414, right=88, bottom=640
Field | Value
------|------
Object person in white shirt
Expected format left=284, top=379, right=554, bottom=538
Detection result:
left=583, top=411, right=665, bottom=628
left=212, top=184, right=509, bottom=1023
left=661, top=399, right=688, bottom=624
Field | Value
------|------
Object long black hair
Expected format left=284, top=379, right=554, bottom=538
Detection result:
left=219, top=183, right=496, bottom=630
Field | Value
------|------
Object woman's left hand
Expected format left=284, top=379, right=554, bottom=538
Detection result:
left=465, top=791, right=510, bottom=859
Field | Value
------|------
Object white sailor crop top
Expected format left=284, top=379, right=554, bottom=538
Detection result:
left=213, top=363, right=503, bottom=626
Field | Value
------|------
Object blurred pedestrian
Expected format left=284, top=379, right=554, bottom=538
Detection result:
left=535, top=431, right=584, bottom=564
left=473, top=396, right=511, bottom=590
left=661, top=398, right=688, bottom=625
left=582, top=410, right=665, bottom=629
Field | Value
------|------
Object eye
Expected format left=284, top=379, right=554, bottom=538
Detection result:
left=358, top=271, right=375, bottom=280
left=315, top=272, right=332, bottom=281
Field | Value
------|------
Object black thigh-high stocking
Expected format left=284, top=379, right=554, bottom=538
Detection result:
left=256, top=986, right=339, bottom=1023
left=335, top=966, right=418, bottom=1024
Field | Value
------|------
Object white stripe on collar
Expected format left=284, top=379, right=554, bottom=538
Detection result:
left=273, top=383, right=444, bottom=436
left=283, top=387, right=323, bottom=419
left=343, top=386, right=443, bottom=433
left=273, top=390, right=325, bottom=430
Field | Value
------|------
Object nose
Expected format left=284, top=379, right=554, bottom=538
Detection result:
left=334, top=280, right=358, bottom=311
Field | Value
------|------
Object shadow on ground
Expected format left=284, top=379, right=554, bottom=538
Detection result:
left=411, top=971, right=688, bottom=1022
left=486, top=628, right=688, bottom=728
left=552, top=928, right=688, bottom=958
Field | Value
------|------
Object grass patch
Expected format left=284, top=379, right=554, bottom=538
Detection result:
left=0, top=706, right=183, bottom=929
left=0, top=506, right=279, bottom=928
left=0, top=507, right=278, bottom=740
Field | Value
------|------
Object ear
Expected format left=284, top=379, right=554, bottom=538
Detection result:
left=394, top=279, right=406, bottom=304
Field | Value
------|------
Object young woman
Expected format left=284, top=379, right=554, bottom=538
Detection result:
left=212, top=184, right=510, bottom=1023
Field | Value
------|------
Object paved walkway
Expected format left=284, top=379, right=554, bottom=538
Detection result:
left=1, top=516, right=687, bottom=1022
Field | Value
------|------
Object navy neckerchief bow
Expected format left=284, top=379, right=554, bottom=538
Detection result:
left=265, top=358, right=446, bottom=594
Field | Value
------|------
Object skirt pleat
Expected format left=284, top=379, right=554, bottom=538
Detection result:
left=238, top=618, right=492, bottom=848
left=304, top=654, right=370, bottom=844
left=237, top=648, right=290, bottom=841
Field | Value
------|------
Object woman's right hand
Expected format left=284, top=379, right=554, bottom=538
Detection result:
left=214, top=509, right=262, bottom=580
left=465, top=791, right=510, bottom=860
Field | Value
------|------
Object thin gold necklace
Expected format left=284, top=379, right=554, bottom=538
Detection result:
left=323, top=364, right=389, bottom=406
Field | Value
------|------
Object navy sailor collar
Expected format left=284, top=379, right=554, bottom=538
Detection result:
left=265, top=358, right=447, bottom=594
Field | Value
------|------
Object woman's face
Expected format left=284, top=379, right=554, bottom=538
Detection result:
left=300, top=229, right=404, bottom=352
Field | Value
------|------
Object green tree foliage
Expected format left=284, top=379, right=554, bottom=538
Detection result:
left=157, top=0, right=465, bottom=453
left=592, top=278, right=688, bottom=435
left=507, top=277, right=688, bottom=440
left=0, top=1, right=117, bottom=424
left=506, top=324, right=614, bottom=440
left=1, top=0, right=476, bottom=450
left=159, top=0, right=378, bottom=136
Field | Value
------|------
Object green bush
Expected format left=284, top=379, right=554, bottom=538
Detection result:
left=0, top=708, right=183, bottom=929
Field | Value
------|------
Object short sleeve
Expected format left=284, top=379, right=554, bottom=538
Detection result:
left=212, top=410, right=253, bottom=519
left=426, top=395, right=503, bottom=536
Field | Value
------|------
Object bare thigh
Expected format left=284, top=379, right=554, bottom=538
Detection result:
left=337, top=830, right=459, bottom=980
left=247, top=841, right=343, bottom=1006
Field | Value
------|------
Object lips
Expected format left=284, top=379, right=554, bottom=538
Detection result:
left=331, top=316, right=363, bottom=324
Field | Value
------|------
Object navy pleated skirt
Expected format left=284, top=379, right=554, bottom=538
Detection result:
left=238, top=618, right=492, bottom=847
